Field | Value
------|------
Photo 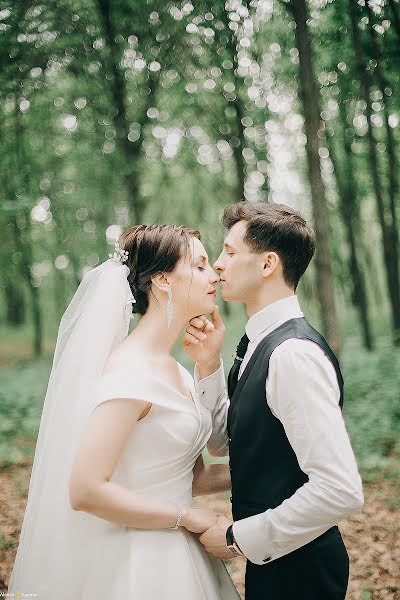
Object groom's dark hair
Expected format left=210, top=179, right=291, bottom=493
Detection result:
left=222, top=201, right=315, bottom=290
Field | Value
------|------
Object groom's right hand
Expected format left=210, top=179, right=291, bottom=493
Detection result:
left=182, top=305, right=225, bottom=378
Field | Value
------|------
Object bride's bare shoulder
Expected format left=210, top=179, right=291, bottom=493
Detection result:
left=103, top=340, right=148, bottom=375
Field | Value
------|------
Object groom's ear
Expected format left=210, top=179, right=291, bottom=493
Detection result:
left=260, top=251, right=280, bottom=278
left=151, top=273, right=170, bottom=293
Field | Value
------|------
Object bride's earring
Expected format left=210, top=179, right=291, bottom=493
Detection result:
left=167, top=286, right=174, bottom=328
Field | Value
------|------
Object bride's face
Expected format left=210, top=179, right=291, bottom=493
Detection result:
left=171, top=237, right=219, bottom=319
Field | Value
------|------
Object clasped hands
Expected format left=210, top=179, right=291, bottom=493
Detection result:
left=198, top=513, right=235, bottom=561
left=181, top=507, right=236, bottom=561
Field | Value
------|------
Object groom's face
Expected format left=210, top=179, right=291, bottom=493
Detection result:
left=213, top=221, right=261, bottom=303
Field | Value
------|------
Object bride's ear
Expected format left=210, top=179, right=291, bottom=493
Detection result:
left=151, top=273, right=170, bottom=294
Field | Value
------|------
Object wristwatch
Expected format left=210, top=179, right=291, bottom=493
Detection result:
left=226, top=524, right=244, bottom=557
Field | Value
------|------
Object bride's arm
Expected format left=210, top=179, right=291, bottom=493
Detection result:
left=69, top=397, right=216, bottom=533
left=192, top=453, right=231, bottom=496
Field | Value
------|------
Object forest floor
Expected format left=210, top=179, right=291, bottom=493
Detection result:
left=0, top=465, right=399, bottom=599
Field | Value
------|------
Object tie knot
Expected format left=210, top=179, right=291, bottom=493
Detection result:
left=236, top=333, right=249, bottom=360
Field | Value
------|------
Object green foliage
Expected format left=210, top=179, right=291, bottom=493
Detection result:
left=1, top=318, right=399, bottom=480
left=342, top=339, right=400, bottom=479
left=0, top=358, right=51, bottom=468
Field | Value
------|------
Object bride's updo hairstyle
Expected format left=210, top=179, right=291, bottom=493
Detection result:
left=121, top=224, right=201, bottom=316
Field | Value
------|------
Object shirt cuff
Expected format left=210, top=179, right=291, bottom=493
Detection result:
left=194, top=360, right=225, bottom=412
left=232, top=512, right=272, bottom=565
left=233, top=512, right=333, bottom=566
left=232, top=511, right=295, bottom=565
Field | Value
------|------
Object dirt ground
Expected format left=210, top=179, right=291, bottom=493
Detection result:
left=1, top=466, right=399, bottom=599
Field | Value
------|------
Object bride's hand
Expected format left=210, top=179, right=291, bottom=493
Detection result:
left=181, top=507, right=220, bottom=534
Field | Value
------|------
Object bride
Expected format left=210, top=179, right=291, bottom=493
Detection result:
left=8, top=224, right=241, bottom=600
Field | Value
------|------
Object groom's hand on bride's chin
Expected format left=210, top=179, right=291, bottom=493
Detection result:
left=182, top=306, right=225, bottom=373
left=198, top=514, right=234, bottom=561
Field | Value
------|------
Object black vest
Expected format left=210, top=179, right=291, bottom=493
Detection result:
left=227, top=317, right=344, bottom=522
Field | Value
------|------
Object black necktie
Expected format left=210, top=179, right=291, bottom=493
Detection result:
left=227, top=333, right=249, bottom=400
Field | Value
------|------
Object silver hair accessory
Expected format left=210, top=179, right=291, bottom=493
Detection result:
left=109, top=239, right=129, bottom=263
left=167, top=285, right=174, bottom=328
left=108, top=240, right=136, bottom=313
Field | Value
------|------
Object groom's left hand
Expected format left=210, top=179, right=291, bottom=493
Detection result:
left=198, top=514, right=234, bottom=560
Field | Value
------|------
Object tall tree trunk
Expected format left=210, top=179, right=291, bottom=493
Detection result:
left=229, top=14, right=271, bottom=202
left=231, top=96, right=246, bottom=201
left=13, top=107, right=42, bottom=357
left=286, top=0, right=340, bottom=353
left=251, top=38, right=271, bottom=201
left=220, top=6, right=247, bottom=201
left=387, top=0, right=400, bottom=42
left=365, top=2, right=400, bottom=336
left=349, top=0, right=400, bottom=344
left=10, top=214, right=42, bottom=357
left=327, top=101, right=373, bottom=350
left=3, top=278, right=25, bottom=325
left=365, top=4, right=400, bottom=222
left=96, top=0, right=159, bottom=223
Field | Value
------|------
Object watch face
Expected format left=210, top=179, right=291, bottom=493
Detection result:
left=226, top=525, right=234, bottom=547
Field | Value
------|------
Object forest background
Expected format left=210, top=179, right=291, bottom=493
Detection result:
left=0, top=1, right=399, bottom=598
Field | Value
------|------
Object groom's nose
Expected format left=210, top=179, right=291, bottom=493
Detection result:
left=213, top=256, right=224, bottom=272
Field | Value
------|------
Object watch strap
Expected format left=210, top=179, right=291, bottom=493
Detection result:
left=226, top=524, right=243, bottom=557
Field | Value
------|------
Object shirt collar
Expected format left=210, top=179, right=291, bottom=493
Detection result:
left=245, top=295, right=304, bottom=342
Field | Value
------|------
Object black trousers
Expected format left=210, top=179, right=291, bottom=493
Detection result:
left=244, top=526, right=349, bottom=600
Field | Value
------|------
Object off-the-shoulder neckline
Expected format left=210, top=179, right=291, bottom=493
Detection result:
left=100, top=360, right=196, bottom=405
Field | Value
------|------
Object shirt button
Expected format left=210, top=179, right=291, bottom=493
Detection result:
left=263, top=556, right=272, bottom=563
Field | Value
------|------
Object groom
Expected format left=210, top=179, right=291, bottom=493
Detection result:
left=183, top=201, right=364, bottom=600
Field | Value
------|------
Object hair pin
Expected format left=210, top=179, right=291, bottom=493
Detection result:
left=109, top=240, right=129, bottom=264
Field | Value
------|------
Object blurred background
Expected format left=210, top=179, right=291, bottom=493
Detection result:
left=0, top=0, right=399, bottom=597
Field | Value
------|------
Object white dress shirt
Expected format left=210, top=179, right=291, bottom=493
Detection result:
left=194, top=295, right=364, bottom=565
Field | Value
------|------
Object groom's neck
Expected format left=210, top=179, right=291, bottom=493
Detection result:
left=245, top=284, right=295, bottom=318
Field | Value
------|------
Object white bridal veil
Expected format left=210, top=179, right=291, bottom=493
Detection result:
left=8, top=258, right=135, bottom=599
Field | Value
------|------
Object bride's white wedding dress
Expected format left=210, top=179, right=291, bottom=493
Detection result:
left=79, top=360, right=241, bottom=600
left=8, top=260, right=240, bottom=600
